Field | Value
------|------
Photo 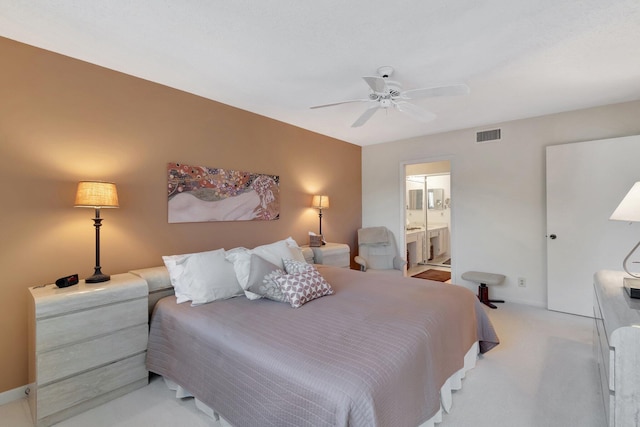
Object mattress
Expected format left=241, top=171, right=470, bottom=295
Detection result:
left=147, top=265, right=499, bottom=427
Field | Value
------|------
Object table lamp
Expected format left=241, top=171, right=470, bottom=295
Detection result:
left=610, top=181, right=640, bottom=296
left=75, top=181, right=119, bottom=283
left=311, top=195, right=329, bottom=242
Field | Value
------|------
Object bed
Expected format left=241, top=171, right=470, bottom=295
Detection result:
left=142, top=248, right=499, bottom=427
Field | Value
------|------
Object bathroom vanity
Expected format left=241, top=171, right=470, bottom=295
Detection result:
left=406, top=228, right=425, bottom=268
left=406, top=224, right=448, bottom=266
left=427, top=224, right=448, bottom=260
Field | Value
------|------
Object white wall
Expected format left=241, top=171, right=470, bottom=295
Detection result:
left=362, top=100, right=640, bottom=307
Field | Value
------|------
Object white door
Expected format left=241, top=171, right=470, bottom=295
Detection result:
left=546, top=135, right=640, bottom=316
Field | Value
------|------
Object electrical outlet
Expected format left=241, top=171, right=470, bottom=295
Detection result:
left=518, top=277, right=526, bottom=287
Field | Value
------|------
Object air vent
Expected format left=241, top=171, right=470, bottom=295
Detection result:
left=476, top=128, right=501, bottom=143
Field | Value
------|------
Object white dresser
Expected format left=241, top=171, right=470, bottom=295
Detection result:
left=593, top=270, right=640, bottom=427
left=28, top=273, right=149, bottom=426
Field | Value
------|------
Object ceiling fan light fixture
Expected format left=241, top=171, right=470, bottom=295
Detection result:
left=310, top=65, right=470, bottom=127
left=385, top=82, right=402, bottom=97
left=380, top=98, right=392, bottom=108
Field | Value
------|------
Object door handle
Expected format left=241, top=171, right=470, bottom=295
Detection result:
left=549, top=234, right=557, bottom=239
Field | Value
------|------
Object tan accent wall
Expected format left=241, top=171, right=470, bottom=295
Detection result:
left=0, top=37, right=362, bottom=393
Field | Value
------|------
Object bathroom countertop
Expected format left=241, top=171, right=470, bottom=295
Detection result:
left=426, top=224, right=447, bottom=231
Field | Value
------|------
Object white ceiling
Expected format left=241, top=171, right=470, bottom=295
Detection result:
left=2, top=0, right=640, bottom=146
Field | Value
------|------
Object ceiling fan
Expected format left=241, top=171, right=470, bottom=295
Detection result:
left=310, top=66, right=470, bottom=127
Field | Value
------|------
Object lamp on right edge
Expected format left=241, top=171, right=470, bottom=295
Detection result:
left=610, top=182, right=640, bottom=296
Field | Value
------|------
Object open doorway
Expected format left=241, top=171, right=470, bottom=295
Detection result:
left=404, top=161, right=452, bottom=278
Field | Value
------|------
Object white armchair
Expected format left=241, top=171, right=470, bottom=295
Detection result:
left=354, top=226, right=406, bottom=274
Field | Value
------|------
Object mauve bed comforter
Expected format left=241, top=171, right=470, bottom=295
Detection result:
left=146, top=265, right=499, bottom=427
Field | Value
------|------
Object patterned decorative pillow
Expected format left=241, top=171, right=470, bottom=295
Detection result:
left=283, top=258, right=314, bottom=275
left=246, top=254, right=288, bottom=302
left=275, top=266, right=334, bottom=308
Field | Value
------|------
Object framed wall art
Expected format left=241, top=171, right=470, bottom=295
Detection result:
left=167, top=162, right=280, bottom=223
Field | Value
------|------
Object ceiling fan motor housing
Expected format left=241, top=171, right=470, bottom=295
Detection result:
left=377, top=65, right=394, bottom=78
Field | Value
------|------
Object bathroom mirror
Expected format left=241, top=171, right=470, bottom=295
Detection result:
left=428, top=188, right=444, bottom=210
left=408, top=189, right=423, bottom=210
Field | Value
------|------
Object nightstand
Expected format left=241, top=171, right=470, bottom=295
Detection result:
left=593, top=270, right=640, bottom=426
left=303, top=242, right=350, bottom=268
left=28, top=273, right=149, bottom=426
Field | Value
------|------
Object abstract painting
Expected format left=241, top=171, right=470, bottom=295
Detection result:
left=167, top=162, right=280, bottom=223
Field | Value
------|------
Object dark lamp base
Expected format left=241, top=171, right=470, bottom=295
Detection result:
left=624, top=277, right=640, bottom=299
left=85, top=273, right=110, bottom=283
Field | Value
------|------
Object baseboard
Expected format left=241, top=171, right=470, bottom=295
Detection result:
left=0, top=383, right=31, bottom=406
left=449, top=284, right=548, bottom=309
left=501, top=297, right=546, bottom=309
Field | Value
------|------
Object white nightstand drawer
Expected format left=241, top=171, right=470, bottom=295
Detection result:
left=37, top=353, right=147, bottom=419
left=36, top=297, right=147, bottom=351
left=302, top=242, right=351, bottom=268
left=316, top=251, right=349, bottom=268
left=303, top=242, right=350, bottom=268
left=37, top=324, right=148, bottom=385
left=32, top=273, right=147, bottom=318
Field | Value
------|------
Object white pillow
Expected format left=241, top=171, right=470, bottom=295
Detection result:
left=252, top=237, right=305, bottom=265
left=285, top=238, right=307, bottom=263
left=225, top=237, right=305, bottom=299
left=162, top=249, right=243, bottom=306
left=161, top=254, right=194, bottom=304
left=224, top=247, right=259, bottom=300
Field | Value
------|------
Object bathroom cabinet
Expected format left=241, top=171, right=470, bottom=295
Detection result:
left=406, top=229, right=425, bottom=267
left=407, top=226, right=449, bottom=265
left=426, top=226, right=448, bottom=260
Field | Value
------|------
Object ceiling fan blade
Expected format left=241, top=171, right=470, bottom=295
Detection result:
left=402, top=84, right=470, bottom=100
left=394, top=101, right=436, bottom=123
left=351, top=103, right=380, bottom=127
left=362, top=76, right=388, bottom=93
left=310, top=98, right=370, bottom=109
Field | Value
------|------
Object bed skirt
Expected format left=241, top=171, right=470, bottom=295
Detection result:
left=161, top=341, right=480, bottom=427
